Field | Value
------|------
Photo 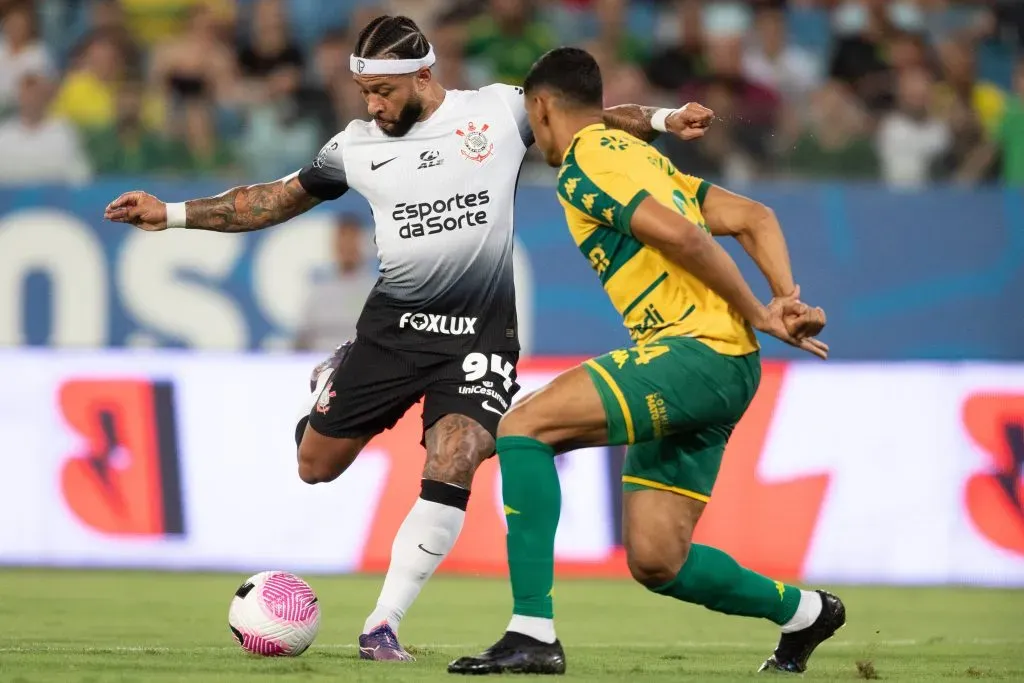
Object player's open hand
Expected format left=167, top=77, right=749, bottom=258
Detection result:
left=753, top=285, right=830, bottom=360
left=104, top=191, right=168, bottom=231
left=666, top=103, right=714, bottom=141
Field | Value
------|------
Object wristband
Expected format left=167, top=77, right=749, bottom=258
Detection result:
left=650, top=108, right=674, bottom=133
left=166, top=202, right=187, bottom=229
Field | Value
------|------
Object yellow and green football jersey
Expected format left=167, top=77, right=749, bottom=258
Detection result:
left=556, top=123, right=758, bottom=356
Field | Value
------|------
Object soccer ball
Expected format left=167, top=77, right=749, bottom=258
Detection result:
left=228, top=570, right=321, bottom=656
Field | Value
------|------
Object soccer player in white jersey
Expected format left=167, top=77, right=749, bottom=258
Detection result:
left=104, top=15, right=715, bottom=661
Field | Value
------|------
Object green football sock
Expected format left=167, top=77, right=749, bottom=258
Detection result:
left=651, top=543, right=800, bottom=625
left=497, top=435, right=560, bottom=619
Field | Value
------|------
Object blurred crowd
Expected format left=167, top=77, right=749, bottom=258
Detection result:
left=2, top=0, right=1024, bottom=188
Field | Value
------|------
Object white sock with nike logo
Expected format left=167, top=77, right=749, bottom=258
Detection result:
left=363, top=483, right=467, bottom=635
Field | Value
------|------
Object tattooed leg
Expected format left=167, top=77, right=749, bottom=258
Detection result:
left=360, top=414, right=494, bottom=646
left=423, top=413, right=496, bottom=489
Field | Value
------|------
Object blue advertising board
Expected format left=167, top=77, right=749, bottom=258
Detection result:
left=0, top=180, right=1021, bottom=360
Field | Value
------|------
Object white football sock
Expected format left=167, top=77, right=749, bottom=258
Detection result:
left=781, top=590, right=823, bottom=633
left=363, top=495, right=465, bottom=635
left=507, top=615, right=557, bottom=644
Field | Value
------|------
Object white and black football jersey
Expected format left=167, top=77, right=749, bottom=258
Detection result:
left=297, top=84, right=533, bottom=355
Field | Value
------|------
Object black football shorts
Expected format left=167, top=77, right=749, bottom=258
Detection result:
left=307, top=336, right=520, bottom=442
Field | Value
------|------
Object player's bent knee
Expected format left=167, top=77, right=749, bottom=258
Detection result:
left=496, top=400, right=550, bottom=441
left=624, top=530, right=691, bottom=588
left=296, top=448, right=336, bottom=485
left=496, top=407, right=528, bottom=439
left=296, top=458, right=324, bottom=485
left=296, top=437, right=360, bottom=485
left=626, top=547, right=685, bottom=588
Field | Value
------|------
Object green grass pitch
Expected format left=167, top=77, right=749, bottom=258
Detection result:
left=0, top=569, right=1022, bottom=682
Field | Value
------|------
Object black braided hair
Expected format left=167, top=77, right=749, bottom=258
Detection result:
left=354, top=15, right=429, bottom=61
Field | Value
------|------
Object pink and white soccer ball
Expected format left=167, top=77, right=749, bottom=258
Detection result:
left=228, top=571, right=321, bottom=656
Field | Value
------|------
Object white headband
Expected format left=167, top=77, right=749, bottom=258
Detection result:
left=350, top=45, right=437, bottom=75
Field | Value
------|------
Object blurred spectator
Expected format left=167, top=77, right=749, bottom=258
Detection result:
left=86, top=0, right=145, bottom=77
left=299, top=29, right=354, bottom=140
left=887, top=30, right=935, bottom=75
left=931, top=39, right=1002, bottom=183
left=743, top=3, right=821, bottom=104
left=84, top=79, right=180, bottom=175
left=679, top=35, right=780, bottom=178
left=50, top=29, right=161, bottom=131
left=589, top=0, right=648, bottom=66
left=433, top=10, right=473, bottom=91
left=781, top=82, right=878, bottom=180
left=645, top=0, right=707, bottom=92
left=828, top=0, right=899, bottom=111
left=149, top=3, right=237, bottom=172
left=463, top=0, right=556, bottom=86
left=934, top=39, right=1006, bottom=137
left=294, top=214, right=377, bottom=352
left=387, top=0, right=449, bottom=35
left=90, top=0, right=128, bottom=31
left=918, top=0, right=994, bottom=46
left=0, top=1, right=55, bottom=117
left=6, top=0, right=1021, bottom=187
left=992, top=58, right=1024, bottom=185
left=0, top=71, right=91, bottom=185
left=119, top=0, right=237, bottom=48
left=877, top=67, right=950, bottom=188
left=238, top=0, right=304, bottom=107
left=991, top=0, right=1024, bottom=49
left=236, top=0, right=320, bottom=178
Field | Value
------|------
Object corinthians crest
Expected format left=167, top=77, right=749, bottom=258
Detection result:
left=456, top=122, right=494, bottom=162
left=315, top=381, right=336, bottom=414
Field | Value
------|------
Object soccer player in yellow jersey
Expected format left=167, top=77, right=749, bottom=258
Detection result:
left=449, top=48, right=843, bottom=677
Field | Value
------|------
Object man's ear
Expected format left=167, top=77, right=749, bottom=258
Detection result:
left=536, top=92, right=553, bottom=126
left=415, top=67, right=432, bottom=90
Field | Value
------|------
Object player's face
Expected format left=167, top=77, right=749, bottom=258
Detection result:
left=354, top=72, right=427, bottom=138
left=525, top=92, right=561, bottom=168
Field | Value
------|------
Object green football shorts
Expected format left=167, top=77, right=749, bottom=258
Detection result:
left=583, top=336, right=760, bottom=502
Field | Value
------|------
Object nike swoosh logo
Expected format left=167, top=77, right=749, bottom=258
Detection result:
left=481, top=401, right=504, bottom=416
left=417, top=543, right=443, bottom=556
left=370, top=157, right=398, bottom=171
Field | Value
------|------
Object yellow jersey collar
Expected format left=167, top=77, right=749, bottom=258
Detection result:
left=563, top=123, right=608, bottom=162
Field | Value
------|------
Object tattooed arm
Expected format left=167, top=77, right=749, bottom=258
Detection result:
left=184, top=175, right=321, bottom=232
left=106, top=131, right=350, bottom=233
left=603, top=102, right=715, bottom=143
left=602, top=105, right=663, bottom=142
left=103, top=174, right=322, bottom=233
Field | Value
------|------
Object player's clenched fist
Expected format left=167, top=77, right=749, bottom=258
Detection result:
left=785, top=304, right=826, bottom=340
left=667, top=102, right=715, bottom=141
left=104, top=191, right=168, bottom=231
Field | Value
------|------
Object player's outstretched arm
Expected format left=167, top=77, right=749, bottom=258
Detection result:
left=629, top=197, right=828, bottom=359
left=701, top=185, right=795, bottom=297
left=104, top=174, right=321, bottom=233
left=701, top=185, right=827, bottom=340
left=602, top=103, right=714, bottom=143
